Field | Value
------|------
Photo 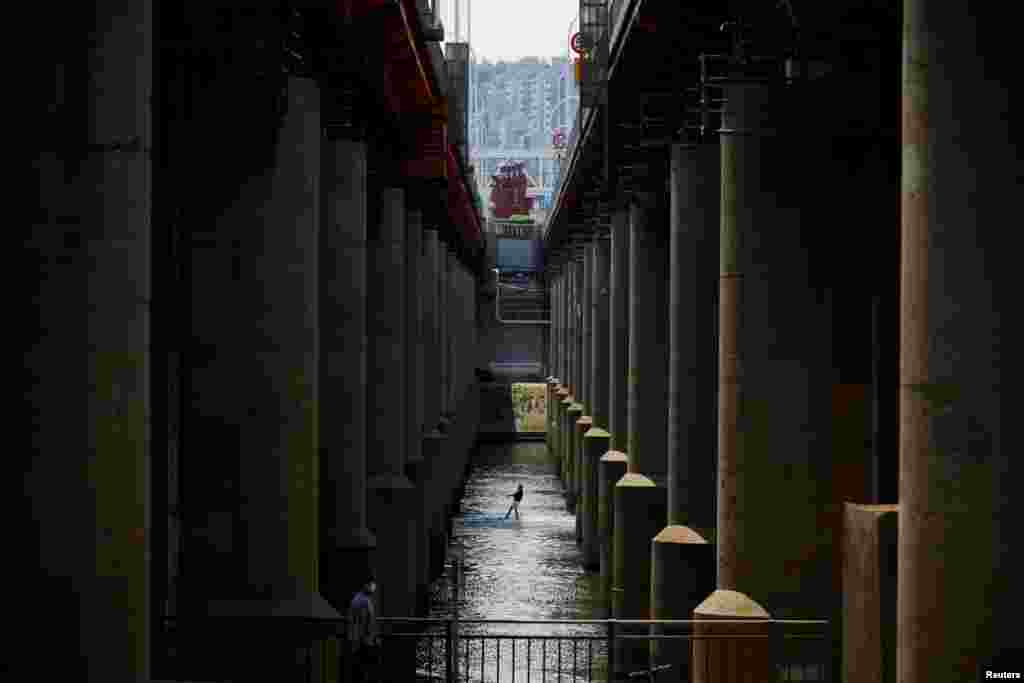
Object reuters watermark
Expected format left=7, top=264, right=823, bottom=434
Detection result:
left=985, top=673, right=1022, bottom=680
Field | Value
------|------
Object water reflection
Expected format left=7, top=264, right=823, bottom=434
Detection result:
left=427, top=441, right=608, bottom=681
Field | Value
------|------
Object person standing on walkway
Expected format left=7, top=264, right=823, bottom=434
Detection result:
left=347, top=576, right=380, bottom=683
left=505, top=483, right=524, bottom=520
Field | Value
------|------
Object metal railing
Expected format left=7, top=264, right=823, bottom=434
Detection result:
left=159, top=616, right=832, bottom=683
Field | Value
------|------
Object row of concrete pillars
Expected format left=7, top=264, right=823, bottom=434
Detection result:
left=544, top=13, right=1015, bottom=675
left=26, top=63, right=485, bottom=683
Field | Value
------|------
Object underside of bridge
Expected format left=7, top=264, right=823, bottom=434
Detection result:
left=19, top=0, right=1016, bottom=681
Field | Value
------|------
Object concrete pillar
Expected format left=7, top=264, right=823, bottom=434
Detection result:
left=651, top=527, right=715, bottom=674
left=566, top=401, right=583, bottom=510
left=714, top=80, right=834, bottom=618
left=574, top=249, right=586, bottom=410
left=600, top=205, right=630, bottom=614
left=665, top=142, right=718, bottom=534
left=608, top=206, right=631, bottom=453
left=367, top=187, right=416, bottom=618
left=613, top=190, right=669, bottom=675
left=445, top=248, right=458, bottom=419
left=591, top=232, right=611, bottom=432
left=613, top=473, right=666, bottom=674
left=582, top=425, right=607, bottom=569
left=843, top=504, right=897, bottom=683
left=423, top=227, right=440, bottom=432
left=404, top=206, right=428, bottom=611
left=626, top=191, right=669, bottom=478
left=320, top=135, right=376, bottom=610
left=227, top=76, right=337, bottom=618
left=899, top=1, right=1016, bottom=677
left=406, top=207, right=424, bottom=469
left=437, top=239, right=449, bottom=423
left=22, top=4, right=153, bottom=677
left=649, top=143, right=719, bottom=674
left=691, top=590, right=772, bottom=683
left=584, top=232, right=612, bottom=571
left=575, top=413, right=592, bottom=542
left=582, top=241, right=593, bottom=413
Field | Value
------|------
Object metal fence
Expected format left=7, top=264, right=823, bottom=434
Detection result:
left=159, top=616, right=831, bottom=683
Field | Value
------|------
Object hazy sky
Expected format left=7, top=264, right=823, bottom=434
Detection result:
left=442, top=0, right=580, bottom=62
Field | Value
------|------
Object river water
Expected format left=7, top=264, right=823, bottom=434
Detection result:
left=425, top=440, right=609, bottom=682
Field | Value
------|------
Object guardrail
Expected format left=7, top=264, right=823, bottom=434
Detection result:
left=158, top=616, right=832, bottom=683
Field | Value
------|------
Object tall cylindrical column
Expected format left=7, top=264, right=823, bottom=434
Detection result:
left=320, top=134, right=376, bottom=609
left=626, top=192, right=669, bottom=478
left=367, top=187, right=416, bottom=618
left=899, top=1, right=1015, bottom=678
left=24, top=4, right=153, bottom=677
left=237, top=77, right=335, bottom=616
left=665, top=143, right=718, bottom=532
left=406, top=207, right=424, bottom=466
left=582, top=241, right=593, bottom=413
left=608, top=206, right=631, bottom=452
left=651, top=143, right=719, bottom=673
left=437, top=238, right=450, bottom=422
left=423, top=227, right=440, bottom=433
left=592, top=233, right=611, bottom=431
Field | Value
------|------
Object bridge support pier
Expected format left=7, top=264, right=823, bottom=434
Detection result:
left=320, top=133, right=376, bottom=611
left=367, top=186, right=417, bottom=618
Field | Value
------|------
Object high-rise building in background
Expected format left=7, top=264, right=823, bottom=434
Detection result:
left=470, top=56, right=578, bottom=219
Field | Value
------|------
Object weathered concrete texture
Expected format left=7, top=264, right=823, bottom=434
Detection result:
left=898, top=2, right=1015, bottom=677
left=627, top=194, right=669, bottom=477
left=843, top=504, right=897, bottom=683
left=367, top=186, right=416, bottom=617
left=574, top=251, right=586, bottom=413
left=422, top=228, right=440, bottom=432
left=582, top=427, right=610, bottom=569
left=668, top=143, right=719, bottom=532
left=437, top=239, right=449, bottom=419
left=612, top=473, right=667, bottom=675
left=650, top=526, right=715, bottom=673
left=405, top=207, right=424, bottom=467
left=582, top=242, right=593, bottom=412
left=320, top=136, right=376, bottom=610
left=609, top=206, right=631, bottom=452
left=566, top=402, right=584, bottom=510
left=692, top=590, right=771, bottom=683
left=575, top=414, right=593, bottom=542
left=591, top=236, right=611, bottom=430
left=222, top=77, right=336, bottom=621
left=716, top=83, right=836, bottom=618
left=599, top=451, right=629, bottom=610
left=24, top=4, right=154, bottom=678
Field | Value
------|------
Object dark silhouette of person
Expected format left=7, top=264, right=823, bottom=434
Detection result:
left=347, top=576, right=380, bottom=682
left=505, top=483, right=524, bottom=520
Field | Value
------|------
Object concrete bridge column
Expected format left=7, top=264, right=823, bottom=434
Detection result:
left=229, top=75, right=338, bottom=618
left=437, top=238, right=450, bottom=425
left=600, top=204, right=630, bottom=610
left=423, top=226, right=440, bottom=432
left=583, top=229, right=611, bottom=571
left=614, top=189, right=669, bottom=675
left=710, top=79, right=837, bottom=620
left=404, top=204, right=429, bottom=610
left=651, top=143, right=719, bottom=668
left=445, top=247, right=458, bottom=422
left=575, top=243, right=593, bottom=537
left=405, top=207, right=424, bottom=471
left=320, top=131, right=376, bottom=611
left=23, top=3, right=153, bottom=677
left=367, top=186, right=416, bottom=618
left=899, top=1, right=1016, bottom=678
